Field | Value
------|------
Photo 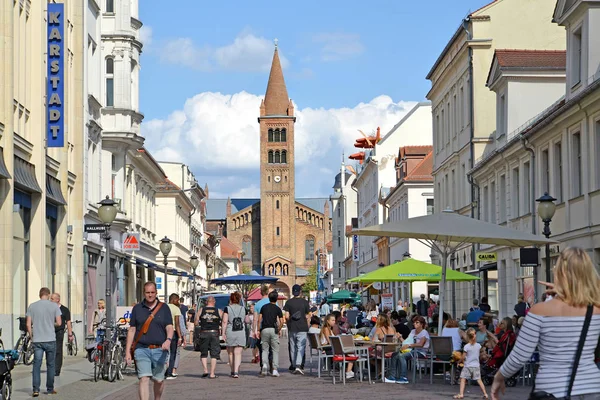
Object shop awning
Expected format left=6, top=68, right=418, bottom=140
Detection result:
left=14, top=156, right=42, bottom=193
left=46, top=174, right=67, bottom=205
left=0, top=147, right=10, bottom=179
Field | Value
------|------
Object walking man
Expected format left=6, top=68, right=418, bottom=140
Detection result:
left=283, top=284, right=310, bottom=374
left=416, top=294, right=428, bottom=317
left=194, top=296, right=222, bottom=378
left=50, top=293, right=72, bottom=377
left=258, top=290, right=283, bottom=377
left=253, top=284, right=273, bottom=375
left=172, top=301, right=188, bottom=377
left=27, top=287, right=62, bottom=397
left=125, top=282, right=173, bottom=400
left=165, top=293, right=183, bottom=379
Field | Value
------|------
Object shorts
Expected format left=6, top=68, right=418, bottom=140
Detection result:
left=248, top=337, right=258, bottom=349
left=199, top=332, right=221, bottom=359
left=460, top=366, right=481, bottom=380
left=134, top=347, right=168, bottom=381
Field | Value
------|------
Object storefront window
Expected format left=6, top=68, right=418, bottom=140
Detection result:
left=13, top=200, right=31, bottom=315
left=46, top=205, right=58, bottom=290
left=517, top=265, right=534, bottom=305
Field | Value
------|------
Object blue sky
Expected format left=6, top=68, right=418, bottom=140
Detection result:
left=139, top=0, right=489, bottom=198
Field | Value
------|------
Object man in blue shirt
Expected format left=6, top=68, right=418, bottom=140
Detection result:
left=253, top=284, right=273, bottom=375
left=466, top=299, right=485, bottom=327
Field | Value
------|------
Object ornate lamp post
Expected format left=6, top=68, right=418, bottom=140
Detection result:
left=190, top=255, right=199, bottom=306
left=536, top=192, right=557, bottom=282
left=98, top=196, right=118, bottom=333
left=159, top=236, right=172, bottom=300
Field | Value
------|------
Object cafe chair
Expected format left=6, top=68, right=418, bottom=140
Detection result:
left=429, top=336, right=455, bottom=384
left=330, top=336, right=371, bottom=385
left=308, top=332, right=332, bottom=377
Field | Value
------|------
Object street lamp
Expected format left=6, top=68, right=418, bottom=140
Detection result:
left=98, top=196, right=118, bottom=334
left=206, top=263, right=214, bottom=292
left=536, top=192, right=557, bottom=282
left=160, top=236, right=172, bottom=300
left=190, top=255, right=199, bottom=306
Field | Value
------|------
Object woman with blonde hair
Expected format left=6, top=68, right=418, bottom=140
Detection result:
left=492, top=247, right=600, bottom=399
left=371, top=314, right=399, bottom=341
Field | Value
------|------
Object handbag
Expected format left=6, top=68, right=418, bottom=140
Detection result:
left=528, top=304, right=593, bottom=400
left=130, top=302, right=164, bottom=359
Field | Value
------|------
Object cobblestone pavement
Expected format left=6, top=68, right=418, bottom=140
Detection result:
left=104, top=341, right=532, bottom=400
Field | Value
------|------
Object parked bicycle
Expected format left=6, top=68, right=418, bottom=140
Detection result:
left=66, top=320, right=82, bottom=357
left=14, top=317, right=34, bottom=365
left=1, top=328, right=19, bottom=400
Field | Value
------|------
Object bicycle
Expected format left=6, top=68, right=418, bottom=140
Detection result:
left=66, top=320, right=82, bottom=357
left=91, top=319, right=109, bottom=382
left=14, top=317, right=34, bottom=365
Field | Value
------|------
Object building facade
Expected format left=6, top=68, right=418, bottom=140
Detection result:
left=467, top=0, right=600, bottom=317
left=426, top=0, right=566, bottom=316
left=205, top=47, right=332, bottom=298
left=330, top=166, right=356, bottom=291
left=0, top=1, right=86, bottom=344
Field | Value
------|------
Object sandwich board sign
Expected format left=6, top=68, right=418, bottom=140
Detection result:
left=122, top=233, right=140, bottom=251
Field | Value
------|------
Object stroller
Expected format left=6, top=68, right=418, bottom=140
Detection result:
left=481, top=330, right=518, bottom=386
left=0, top=328, right=19, bottom=400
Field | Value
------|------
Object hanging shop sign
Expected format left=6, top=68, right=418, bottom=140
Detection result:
left=352, top=235, right=359, bottom=261
left=47, top=3, right=65, bottom=147
left=476, top=252, right=497, bottom=262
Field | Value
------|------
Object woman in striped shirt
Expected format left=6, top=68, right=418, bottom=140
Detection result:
left=491, top=247, right=600, bottom=399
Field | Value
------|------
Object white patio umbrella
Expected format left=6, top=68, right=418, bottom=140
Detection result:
left=352, top=210, right=557, bottom=335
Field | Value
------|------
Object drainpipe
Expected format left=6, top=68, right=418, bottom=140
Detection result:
left=463, top=17, right=480, bottom=307
left=521, top=137, right=538, bottom=302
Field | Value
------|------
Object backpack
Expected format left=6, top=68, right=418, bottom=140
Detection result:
left=230, top=306, right=244, bottom=332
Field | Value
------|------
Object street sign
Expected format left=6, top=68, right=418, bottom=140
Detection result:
left=122, top=233, right=140, bottom=251
left=84, top=224, right=107, bottom=233
left=156, top=277, right=162, bottom=290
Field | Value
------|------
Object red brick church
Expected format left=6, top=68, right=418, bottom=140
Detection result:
left=205, top=46, right=332, bottom=298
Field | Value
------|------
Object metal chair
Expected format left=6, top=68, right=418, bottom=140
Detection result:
left=410, top=348, right=431, bottom=383
left=308, top=332, right=332, bottom=377
left=429, top=336, right=455, bottom=384
left=339, top=334, right=372, bottom=383
left=330, top=336, right=370, bottom=385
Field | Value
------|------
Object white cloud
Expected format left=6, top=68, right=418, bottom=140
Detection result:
left=142, top=92, right=419, bottom=197
left=140, top=26, right=153, bottom=48
left=313, top=33, right=365, bottom=61
left=156, top=32, right=288, bottom=72
left=231, top=184, right=260, bottom=198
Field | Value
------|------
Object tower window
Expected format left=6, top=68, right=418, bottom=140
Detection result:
left=276, top=227, right=280, bottom=236
left=268, top=176, right=271, bottom=182
left=281, top=150, right=287, bottom=164
left=274, top=129, right=281, bottom=142
left=268, top=150, right=274, bottom=164
left=276, top=200, right=280, bottom=209
left=274, top=151, right=281, bottom=164
left=281, top=128, right=287, bottom=142
left=268, top=129, right=273, bottom=142
left=106, top=58, right=114, bottom=107
left=106, top=0, right=114, bottom=12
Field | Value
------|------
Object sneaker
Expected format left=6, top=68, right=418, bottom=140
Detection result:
left=345, top=371, right=355, bottom=379
left=295, top=368, right=304, bottom=375
left=32, top=392, right=40, bottom=398
left=165, top=375, right=177, bottom=380
left=384, top=377, right=397, bottom=384
left=271, top=370, right=280, bottom=377
left=260, top=365, right=268, bottom=377
left=47, top=390, right=58, bottom=395
left=396, top=377, right=409, bottom=384
left=172, top=373, right=178, bottom=377
left=289, top=365, right=295, bottom=372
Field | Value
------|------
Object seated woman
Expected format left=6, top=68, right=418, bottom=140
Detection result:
left=384, top=316, right=430, bottom=384
left=320, top=313, right=355, bottom=379
left=441, top=318, right=466, bottom=351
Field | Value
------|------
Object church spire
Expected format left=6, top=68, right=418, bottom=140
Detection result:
left=263, top=41, right=290, bottom=116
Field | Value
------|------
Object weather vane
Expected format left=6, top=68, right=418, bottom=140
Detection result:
left=274, top=38, right=278, bottom=49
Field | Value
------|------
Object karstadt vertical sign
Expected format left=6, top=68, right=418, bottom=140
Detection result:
left=47, top=3, right=64, bottom=147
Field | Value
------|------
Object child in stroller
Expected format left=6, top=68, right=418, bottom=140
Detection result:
left=480, top=317, right=518, bottom=386
left=0, top=328, right=19, bottom=400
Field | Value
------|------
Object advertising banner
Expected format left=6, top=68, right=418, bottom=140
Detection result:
left=115, top=306, right=133, bottom=328
left=47, top=3, right=64, bottom=147
left=352, top=235, right=359, bottom=261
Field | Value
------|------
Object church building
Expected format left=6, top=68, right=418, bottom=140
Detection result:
left=205, top=46, right=332, bottom=298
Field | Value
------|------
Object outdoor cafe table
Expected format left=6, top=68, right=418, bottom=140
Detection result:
left=353, top=339, right=401, bottom=383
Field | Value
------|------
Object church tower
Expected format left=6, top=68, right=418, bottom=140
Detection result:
left=259, top=44, right=296, bottom=281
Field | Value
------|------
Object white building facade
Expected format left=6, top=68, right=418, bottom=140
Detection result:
left=330, top=164, right=356, bottom=291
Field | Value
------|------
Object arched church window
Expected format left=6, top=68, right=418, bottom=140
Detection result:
left=242, top=236, right=252, bottom=261
left=268, top=264, right=274, bottom=275
left=281, top=129, right=287, bottom=142
left=274, top=129, right=281, bottom=142
left=281, top=150, right=287, bottom=164
left=268, top=151, right=274, bottom=163
left=275, top=262, right=282, bottom=275
left=305, top=236, right=315, bottom=261
left=283, top=264, right=288, bottom=275
left=274, top=151, right=281, bottom=164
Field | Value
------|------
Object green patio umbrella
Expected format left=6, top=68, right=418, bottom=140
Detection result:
left=326, top=289, right=359, bottom=304
left=346, top=259, right=479, bottom=283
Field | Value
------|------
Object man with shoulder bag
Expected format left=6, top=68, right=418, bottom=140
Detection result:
left=125, top=282, right=173, bottom=400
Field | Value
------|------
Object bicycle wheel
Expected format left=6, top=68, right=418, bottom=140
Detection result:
left=93, top=358, right=101, bottom=382
left=108, top=344, right=122, bottom=382
left=14, top=337, right=24, bottom=364
left=24, top=342, right=34, bottom=365
left=119, top=346, right=127, bottom=373
left=71, top=333, right=78, bottom=357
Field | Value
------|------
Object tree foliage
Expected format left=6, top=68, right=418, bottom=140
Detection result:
left=302, top=265, right=318, bottom=294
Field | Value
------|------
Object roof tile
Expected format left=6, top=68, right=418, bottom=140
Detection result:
left=495, top=49, right=566, bottom=69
